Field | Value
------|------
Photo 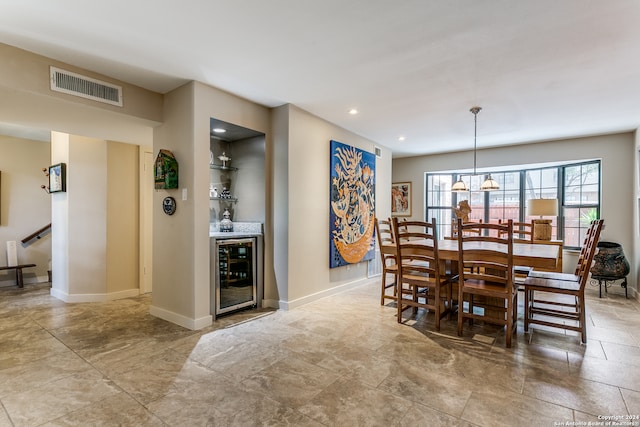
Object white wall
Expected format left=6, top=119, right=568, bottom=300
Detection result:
left=50, top=132, right=70, bottom=295
left=393, top=132, right=636, bottom=296
left=0, top=135, right=51, bottom=285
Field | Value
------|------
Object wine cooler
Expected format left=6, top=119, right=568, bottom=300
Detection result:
left=214, top=237, right=257, bottom=315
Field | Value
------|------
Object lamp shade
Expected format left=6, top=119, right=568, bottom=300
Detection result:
left=451, top=179, right=468, bottom=192
left=527, top=199, right=558, bottom=217
left=480, top=175, right=499, bottom=191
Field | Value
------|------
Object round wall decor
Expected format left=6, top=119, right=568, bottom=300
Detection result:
left=162, top=196, right=177, bottom=215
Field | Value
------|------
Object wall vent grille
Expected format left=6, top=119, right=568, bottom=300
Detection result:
left=50, top=66, right=123, bottom=107
left=374, top=146, right=382, bottom=158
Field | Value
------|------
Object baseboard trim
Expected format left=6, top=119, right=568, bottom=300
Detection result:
left=278, top=277, right=371, bottom=310
left=0, top=275, right=49, bottom=288
left=50, top=287, right=140, bottom=303
left=149, top=305, right=213, bottom=330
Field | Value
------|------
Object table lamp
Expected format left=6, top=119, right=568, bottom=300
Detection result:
left=527, top=198, right=558, bottom=241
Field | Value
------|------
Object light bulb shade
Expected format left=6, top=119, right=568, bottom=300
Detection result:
left=451, top=179, right=468, bottom=192
left=480, top=175, right=499, bottom=191
left=527, top=198, right=558, bottom=217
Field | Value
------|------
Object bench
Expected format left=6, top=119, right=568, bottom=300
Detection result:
left=0, top=264, right=36, bottom=288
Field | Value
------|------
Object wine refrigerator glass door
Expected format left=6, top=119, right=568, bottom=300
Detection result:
left=216, top=238, right=257, bottom=315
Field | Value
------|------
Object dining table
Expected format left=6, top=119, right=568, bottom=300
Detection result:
left=383, top=239, right=561, bottom=271
left=384, top=236, right=561, bottom=325
left=436, top=239, right=560, bottom=271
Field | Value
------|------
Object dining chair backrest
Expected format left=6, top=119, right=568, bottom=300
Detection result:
left=573, top=223, right=595, bottom=275
left=393, top=218, right=440, bottom=280
left=450, top=219, right=483, bottom=239
left=376, top=217, right=402, bottom=305
left=499, top=219, right=533, bottom=243
left=457, top=218, right=514, bottom=288
left=375, top=217, right=395, bottom=249
left=575, top=219, right=604, bottom=284
left=572, top=219, right=601, bottom=276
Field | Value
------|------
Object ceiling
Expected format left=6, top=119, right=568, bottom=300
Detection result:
left=1, top=1, right=640, bottom=157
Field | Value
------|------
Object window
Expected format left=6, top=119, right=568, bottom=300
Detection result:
left=562, top=162, right=600, bottom=248
left=487, top=171, right=521, bottom=223
left=425, top=160, right=600, bottom=249
left=425, top=174, right=455, bottom=238
left=525, top=168, right=559, bottom=238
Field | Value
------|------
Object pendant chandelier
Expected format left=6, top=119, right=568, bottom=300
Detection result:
left=451, top=106, right=499, bottom=192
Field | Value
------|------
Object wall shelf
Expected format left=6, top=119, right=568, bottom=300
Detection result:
left=210, top=164, right=238, bottom=171
left=210, top=197, right=238, bottom=202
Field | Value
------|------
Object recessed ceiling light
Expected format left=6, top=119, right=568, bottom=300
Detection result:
left=348, top=109, right=358, bottom=115
left=212, top=128, right=226, bottom=133
left=398, top=136, right=406, bottom=141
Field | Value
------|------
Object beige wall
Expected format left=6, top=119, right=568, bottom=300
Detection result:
left=151, top=81, right=272, bottom=329
left=232, top=135, right=266, bottom=222
left=50, top=135, right=140, bottom=301
left=0, top=43, right=394, bottom=328
left=67, top=135, right=108, bottom=296
left=151, top=83, right=196, bottom=326
left=0, top=45, right=159, bottom=301
left=107, top=141, right=139, bottom=293
left=634, top=131, right=640, bottom=301
left=393, top=132, right=636, bottom=296
left=0, top=43, right=162, bottom=127
left=0, top=44, right=160, bottom=147
left=0, top=135, right=51, bottom=285
left=275, top=105, right=392, bottom=308
left=271, top=105, right=290, bottom=303
left=152, top=91, right=392, bottom=327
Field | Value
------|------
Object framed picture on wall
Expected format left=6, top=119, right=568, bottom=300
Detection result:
left=391, top=182, right=411, bottom=217
left=48, top=163, right=66, bottom=193
left=329, top=139, right=376, bottom=268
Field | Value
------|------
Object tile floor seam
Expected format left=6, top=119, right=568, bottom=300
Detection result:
left=0, top=398, right=14, bottom=427
left=35, top=318, right=184, bottom=424
left=2, top=281, right=639, bottom=425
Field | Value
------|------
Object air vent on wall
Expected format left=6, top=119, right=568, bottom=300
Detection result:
left=374, top=146, right=382, bottom=158
left=50, top=66, right=123, bottom=107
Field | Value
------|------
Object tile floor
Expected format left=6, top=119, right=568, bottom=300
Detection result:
left=0, top=278, right=639, bottom=426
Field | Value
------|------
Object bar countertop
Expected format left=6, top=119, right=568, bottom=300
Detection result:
left=209, top=221, right=263, bottom=239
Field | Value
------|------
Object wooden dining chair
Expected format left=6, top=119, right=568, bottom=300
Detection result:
left=498, top=219, right=535, bottom=283
left=375, top=218, right=399, bottom=305
left=528, top=219, right=602, bottom=281
left=499, top=219, right=534, bottom=243
left=450, top=219, right=483, bottom=239
left=393, top=218, right=453, bottom=330
left=523, top=219, right=604, bottom=343
left=457, top=218, right=517, bottom=347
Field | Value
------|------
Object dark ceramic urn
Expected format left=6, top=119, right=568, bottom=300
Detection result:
left=591, top=241, right=630, bottom=278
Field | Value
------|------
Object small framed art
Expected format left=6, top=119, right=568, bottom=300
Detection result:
left=391, top=181, right=411, bottom=217
left=48, top=163, right=66, bottom=193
